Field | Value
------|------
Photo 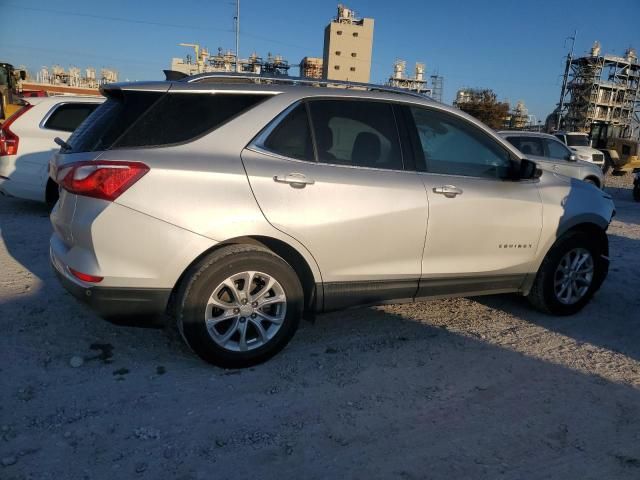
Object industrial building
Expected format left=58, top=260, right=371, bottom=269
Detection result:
left=17, top=65, right=117, bottom=96
left=386, top=60, right=431, bottom=96
left=560, top=42, right=640, bottom=138
left=171, top=44, right=290, bottom=77
left=300, top=57, right=323, bottom=79
left=322, top=4, right=374, bottom=83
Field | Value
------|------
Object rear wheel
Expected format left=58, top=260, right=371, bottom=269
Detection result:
left=527, top=231, right=607, bottom=315
left=176, top=244, right=303, bottom=368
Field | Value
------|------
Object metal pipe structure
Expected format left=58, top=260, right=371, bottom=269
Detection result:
left=557, top=31, right=577, bottom=130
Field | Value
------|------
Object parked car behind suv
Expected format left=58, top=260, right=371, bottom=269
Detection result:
left=0, top=96, right=103, bottom=205
left=499, top=131, right=604, bottom=188
left=554, top=131, right=605, bottom=170
left=50, top=75, right=615, bottom=368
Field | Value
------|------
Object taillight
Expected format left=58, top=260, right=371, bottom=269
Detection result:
left=57, top=161, right=149, bottom=201
left=0, top=104, right=33, bottom=156
left=68, top=267, right=103, bottom=283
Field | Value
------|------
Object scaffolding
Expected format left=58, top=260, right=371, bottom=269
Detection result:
left=300, top=57, right=323, bottom=79
left=562, top=42, right=640, bottom=138
left=430, top=74, right=443, bottom=102
left=171, top=44, right=290, bottom=77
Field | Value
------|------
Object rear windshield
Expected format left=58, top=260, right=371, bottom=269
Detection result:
left=565, top=134, right=590, bottom=147
left=65, top=91, right=268, bottom=153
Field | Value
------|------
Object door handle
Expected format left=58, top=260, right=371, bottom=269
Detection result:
left=273, top=173, right=315, bottom=188
left=432, top=185, right=463, bottom=198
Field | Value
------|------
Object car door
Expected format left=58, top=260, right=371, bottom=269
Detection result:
left=242, top=99, right=428, bottom=309
left=543, top=136, right=577, bottom=178
left=403, top=106, right=543, bottom=296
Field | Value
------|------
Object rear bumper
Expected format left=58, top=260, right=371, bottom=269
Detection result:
left=51, top=249, right=171, bottom=322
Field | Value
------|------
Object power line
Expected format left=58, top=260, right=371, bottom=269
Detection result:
left=4, top=3, right=232, bottom=33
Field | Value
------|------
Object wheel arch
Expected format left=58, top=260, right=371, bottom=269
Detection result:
left=523, top=221, right=609, bottom=295
left=583, top=176, right=601, bottom=189
left=168, top=235, right=322, bottom=317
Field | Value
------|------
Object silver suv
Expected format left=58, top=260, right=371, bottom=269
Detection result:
left=498, top=131, right=604, bottom=188
left=50, top=74, right=615, bottom=368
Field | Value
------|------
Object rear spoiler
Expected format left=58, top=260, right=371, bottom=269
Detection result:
left=163, top=70, right=188, bottom=81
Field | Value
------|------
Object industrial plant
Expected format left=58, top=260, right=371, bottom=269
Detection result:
left=559, top=41, right=640, bottom=139
left=171, top=44, right=291, bottom=77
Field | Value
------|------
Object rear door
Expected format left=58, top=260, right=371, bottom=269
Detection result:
left=404, top=106, right=543, bottom=296
left=242, top=99, right=428, bottom=309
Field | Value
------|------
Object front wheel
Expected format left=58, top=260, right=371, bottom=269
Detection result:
left=527, top=231, right=607, bottom=315
left=176, top=244, right=303, bottom=368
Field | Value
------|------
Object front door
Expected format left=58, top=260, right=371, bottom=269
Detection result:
left=405, top=105, right=543, bottom=296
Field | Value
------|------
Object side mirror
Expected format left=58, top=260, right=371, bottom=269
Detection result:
left=520, top=158, right=542, bottom=180
left=568, top=154, right=578, bottom=162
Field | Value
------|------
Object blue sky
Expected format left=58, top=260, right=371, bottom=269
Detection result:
left=1, top=0, right=638, bottom=120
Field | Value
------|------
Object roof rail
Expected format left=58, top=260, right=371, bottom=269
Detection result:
left=181, top=72, right=431, bottom=100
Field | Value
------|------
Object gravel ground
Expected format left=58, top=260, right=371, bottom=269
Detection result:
left=1, top=173, right=639, bottom=480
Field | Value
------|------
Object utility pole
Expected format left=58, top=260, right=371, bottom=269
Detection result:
left=235, top=0, right=240, bottom=73
left=557, top=30, right=576, bottom=131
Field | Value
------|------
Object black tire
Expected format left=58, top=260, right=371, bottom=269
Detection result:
left=176, top=244, right=303, bottom=368
left=527, top=231, right=607, bottom=316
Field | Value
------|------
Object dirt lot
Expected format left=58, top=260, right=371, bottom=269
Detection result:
left=1, top=175, right=639, bottom=480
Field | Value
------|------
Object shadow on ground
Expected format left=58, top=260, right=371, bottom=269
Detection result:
left=1, top=196, right=639, bottom=480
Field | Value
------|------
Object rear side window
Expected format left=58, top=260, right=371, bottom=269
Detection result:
left=115, top=93, right=267, bottom=148
left=263, top=104, right=314, bottom=161
left=43, top=103, right=100, bottom=132
left=506, top=136, right=544, bottom=157
left=66, top=91, right=267, bottom=153
left=308, top=100, right=403, bottom=170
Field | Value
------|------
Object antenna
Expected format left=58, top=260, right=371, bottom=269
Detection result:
left=235, top=0, right=240, bottom=73
left=556, top=30, right=576, bottom=130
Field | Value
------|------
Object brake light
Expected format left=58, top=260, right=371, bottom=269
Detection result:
left=68, top=267, right=103, bottom=283
left=57, top=161, right=149, bottom=201
left=0, top=104, right=33, bottom=156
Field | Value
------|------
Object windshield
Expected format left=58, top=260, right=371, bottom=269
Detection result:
left=566, top=134, right=590, bottom=147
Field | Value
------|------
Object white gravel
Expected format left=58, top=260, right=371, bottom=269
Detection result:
left=1, top=175, right=639, bottom=479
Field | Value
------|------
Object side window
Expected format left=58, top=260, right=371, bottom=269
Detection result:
left=263, top=104, right=314, bottom=161
left=554, top=134, right=565, bottom=144
left=43, top=103, right=100, bottom=132
left=308, top=100, right=403, bottom=170
left=544, top=138, right=571, bottom=160
left=506, top=136, right=544, bottom=157
left=410, top=107, right=510, bottom=178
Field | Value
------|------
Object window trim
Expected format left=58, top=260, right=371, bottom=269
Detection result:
left=39, top=101, right=101, bottom=131
left=402, top=104, right=517, bottom=181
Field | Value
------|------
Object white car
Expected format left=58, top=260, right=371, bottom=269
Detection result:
left=0, top=96, right=103, bottom=205
left=553, top=131, right=605, bottom=170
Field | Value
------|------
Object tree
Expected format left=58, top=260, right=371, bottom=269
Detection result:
left=454, top=89, right=510, bottom=130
